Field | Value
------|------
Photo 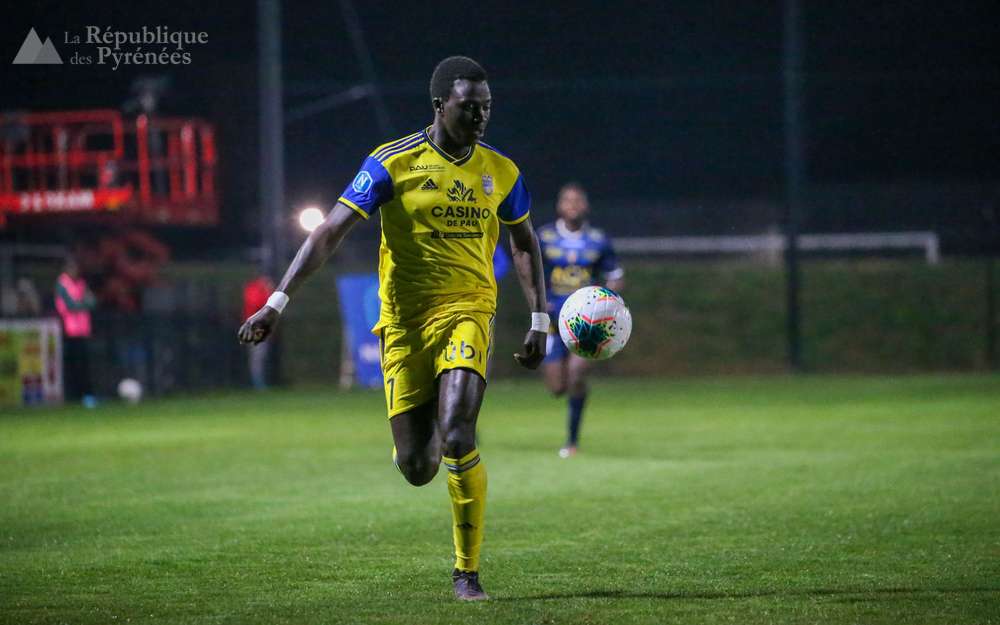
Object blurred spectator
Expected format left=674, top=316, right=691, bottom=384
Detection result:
left=55, top=257, right=97, bottom=407
left=74, top=229, right=171, bottom=314
left=15, top=278, right=42, bottom=316
left=1, top=278, right=41, bottom=317
left=243, top=273, right=275, bottom=389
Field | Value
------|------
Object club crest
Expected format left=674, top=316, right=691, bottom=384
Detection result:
left=482, top=174, right=494, bottom=196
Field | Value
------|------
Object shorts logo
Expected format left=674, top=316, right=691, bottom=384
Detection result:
left=352, top=171, right=373, bottom=193
left=444, top=339, right=478, bottom=362
left=482, top=174, right=493, bottom=196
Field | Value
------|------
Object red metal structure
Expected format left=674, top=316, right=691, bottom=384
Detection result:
left=0, top=109, right=218, bottom=227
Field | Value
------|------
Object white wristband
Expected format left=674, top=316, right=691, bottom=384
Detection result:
left=266, top=291, right=290, bottom=314
left=531, top=312, right=551, bottom=332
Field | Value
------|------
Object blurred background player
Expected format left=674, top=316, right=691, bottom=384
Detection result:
left=239, top=56, right=547, bottom=601
left=538, top=182, right=624, bottom=457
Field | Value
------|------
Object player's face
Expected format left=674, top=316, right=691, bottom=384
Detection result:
left=440, top=79, right=491, bottom=147
left=557, top=188, right=589, bottom=225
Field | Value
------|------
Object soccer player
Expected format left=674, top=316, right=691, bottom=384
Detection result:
left=238, top=56, right=548, bottom=601
left=537, top=182, right=624, bottom=458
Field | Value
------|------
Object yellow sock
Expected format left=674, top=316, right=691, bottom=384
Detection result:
left=442, top=448, right=487, bottom=572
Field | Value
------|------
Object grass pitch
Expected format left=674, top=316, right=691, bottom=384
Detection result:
left=1, top=375, right=998, bottom=624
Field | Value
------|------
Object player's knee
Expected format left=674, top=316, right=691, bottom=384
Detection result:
left=543, top=370, right=567, bottom=396
left=545, top=378, right=567, bottom=396
left=441, top=429, right=475, bottom=460
left=567, top=377, right=588, bottom=397
left=395, top=451, right=439, bottom=486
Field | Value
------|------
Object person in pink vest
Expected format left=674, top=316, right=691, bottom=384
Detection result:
left=55, top=257, right=97, bottom=407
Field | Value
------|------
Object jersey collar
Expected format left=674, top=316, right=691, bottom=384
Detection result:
left=556, top=219, right=588, bottom=239
left=423, top=126, right=476, bottom=167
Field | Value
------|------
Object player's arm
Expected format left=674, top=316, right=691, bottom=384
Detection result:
left=237, top=202, right=362, bottom=345
left=508, top=217, right=548, bottom=369
left=606, top=274, right=625, bottom=293
left=600, top=236, right=625, bottom=293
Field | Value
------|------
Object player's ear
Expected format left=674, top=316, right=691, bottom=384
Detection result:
left=432, top=97, right=444, bottom=114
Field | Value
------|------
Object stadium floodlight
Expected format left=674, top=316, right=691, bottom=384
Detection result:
left=298, top=206, right=325, bottom=232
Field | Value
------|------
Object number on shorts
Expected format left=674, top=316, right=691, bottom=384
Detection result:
left=386, top=377, right=395, bottom=408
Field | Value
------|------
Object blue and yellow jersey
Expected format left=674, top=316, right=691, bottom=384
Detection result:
left=339, top=128, right=531, bottom=330
left=537, top=219, right=623, bottom=314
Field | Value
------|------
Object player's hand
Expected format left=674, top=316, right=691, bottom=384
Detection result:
left=514, top=329, right=547, bottom=370
left=237, top=306, right=280, bottom=345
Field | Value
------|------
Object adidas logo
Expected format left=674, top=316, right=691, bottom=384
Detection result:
left=419, top=178, right=438, bottom=191
left=12, top=28, right=63, bottom=65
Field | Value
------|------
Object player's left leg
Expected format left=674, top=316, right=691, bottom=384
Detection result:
left=432, top=311, right=492, bottom=599
left=438, top=368, right=489, bottom=599
left=563, top=354, right=592, bottom=454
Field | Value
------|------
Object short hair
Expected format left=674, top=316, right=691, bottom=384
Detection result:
left=558, top=181, right=588, bottom=198
left=430, top=56, right=488, bottom=102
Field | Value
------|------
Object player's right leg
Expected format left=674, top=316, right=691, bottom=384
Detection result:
left=563, top=354, right=592, bottom=455
left=379, top=322, right=442, bottom=486
left=389, top=400, right=441, bottom=486
left=541, top=331, right=568, bottom=396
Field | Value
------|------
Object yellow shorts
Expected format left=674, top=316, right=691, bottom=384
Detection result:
left=377, top=311, right=494, bottom=418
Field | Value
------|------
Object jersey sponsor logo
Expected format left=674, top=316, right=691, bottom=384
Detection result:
left=431, top=205, right=491, bottom=219
left=431, top=230, right=484, bottom=239
left=446, top=179, right=477, bottom=203
left=420, top=178, right=439, bottom=191
left=482, top=174, right=494, bottom=196
left=409, top=164, right=446, bottom=172
left=551, top=265, right=593, bottom=294
left=431, top=204, right=492, bottom=228
left=352, top=171, right=373, bottom=193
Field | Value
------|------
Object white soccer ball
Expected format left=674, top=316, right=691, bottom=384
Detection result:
left=558, top=286, right=632, bottom=360
left=117, top=378, right=143, bottom=404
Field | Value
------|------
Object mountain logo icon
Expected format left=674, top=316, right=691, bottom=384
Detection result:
left=12, top=28, right=63, bottom=65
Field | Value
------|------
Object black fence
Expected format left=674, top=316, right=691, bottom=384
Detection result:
left=87, top=311, right=247, bottom=398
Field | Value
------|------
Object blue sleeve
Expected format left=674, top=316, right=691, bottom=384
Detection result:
left=597, top=237, right=623, bottom=278
left=338, top=157, right=393, bottom=218
left=498, top=174, right=531, bottom=224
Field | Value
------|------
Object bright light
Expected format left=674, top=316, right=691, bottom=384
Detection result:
left=298, top=207, right=325, bottom=232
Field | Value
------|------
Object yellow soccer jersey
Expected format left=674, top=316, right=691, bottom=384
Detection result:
left=338, top=128, right=531, bottom=330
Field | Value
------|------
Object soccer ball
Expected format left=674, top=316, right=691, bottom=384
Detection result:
left=558, top=286, right=632, bottom=360
left=117, top=378, right=143, bottom=404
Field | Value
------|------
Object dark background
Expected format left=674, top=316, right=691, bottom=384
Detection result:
left=1, top=0, right=998, bottom=249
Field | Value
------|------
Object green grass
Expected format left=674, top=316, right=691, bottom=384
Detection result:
left=2, top=375, right=999, bottom=624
